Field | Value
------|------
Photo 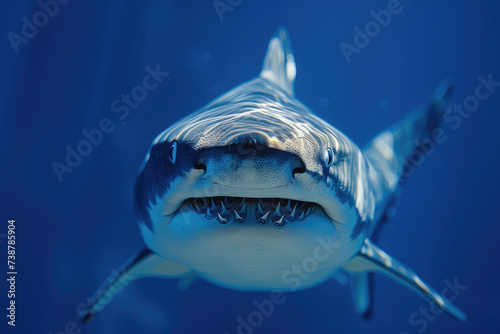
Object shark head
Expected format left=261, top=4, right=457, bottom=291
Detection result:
left=134, top=28, right=375, bottom=290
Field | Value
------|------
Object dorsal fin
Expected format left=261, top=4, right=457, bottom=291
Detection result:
left=260, top=27, right=296, bottom=96
left=363, top=79, right=455, bottom=212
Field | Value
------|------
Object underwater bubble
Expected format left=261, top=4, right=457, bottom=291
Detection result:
left=379, top=99, right=389, bottom=109
left=320, top=97, right=329, bottom=107
left=202, top=52, right=212, bottom=61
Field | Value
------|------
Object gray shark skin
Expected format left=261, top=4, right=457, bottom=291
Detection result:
left=80, top=28, right=466, bottom=323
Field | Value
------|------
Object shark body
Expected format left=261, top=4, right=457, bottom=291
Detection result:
left=81, top=28, right=466, bottom=322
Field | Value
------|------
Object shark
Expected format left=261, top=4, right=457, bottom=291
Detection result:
left=80, top=28, right=466, bottom=323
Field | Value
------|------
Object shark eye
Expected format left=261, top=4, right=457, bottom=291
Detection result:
left=169, top=142, right=177, bottom=163
left=324, top=148, right=334, bottom=167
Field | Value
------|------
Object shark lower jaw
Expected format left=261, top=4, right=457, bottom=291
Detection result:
left=179, top=196, right=321, bottom=227
left=142, top=195, right=352, bottom=286
left=144, top=202, right=349, bottom=290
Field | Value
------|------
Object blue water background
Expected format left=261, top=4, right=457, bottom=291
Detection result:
left=1, top=1, right=500, bottom=333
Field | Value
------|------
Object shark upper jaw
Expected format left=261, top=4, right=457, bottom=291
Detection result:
left=153, top=171, right=352, bottom=230
left=162, top=190, right=329, bottom=228
left=180, top=196, right=320, bottom=226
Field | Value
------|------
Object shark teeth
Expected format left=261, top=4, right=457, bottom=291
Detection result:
left=205, top=207, right=214, bottom=219
left=217, top=213, right=229, bottom=224
left=220, top=201, right=231, bottom=216
left=188, top=197, right=317, bottom=226
left=238, top=203, right=246, bottom=214
left=287, top=203, right=297, bottom=221
left=273, top=215, right=285, bottom=226
left=256, top=203, right=265, bottom=215
left=257, top=211, right=270, bottom=223
left=273, top=202, right=281, bottom=217
left=234, top=210, right=245, bottom=223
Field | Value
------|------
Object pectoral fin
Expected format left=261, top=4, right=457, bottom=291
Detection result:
left=343, top=239, right=466, bottom=321
left=177, top=271, right=199, bottom=291
left=350, top=272, right=372, bottom=318
left=79, top=249, right=190, bottom=323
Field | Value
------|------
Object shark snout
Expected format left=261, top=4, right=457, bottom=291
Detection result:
left=233, top=133, right=268, bottom=156
left=198, top=138, right=305, bottom=189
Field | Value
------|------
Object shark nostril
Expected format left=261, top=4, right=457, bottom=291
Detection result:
left=291, top=166, right=306, bottom=182
left=194, top=162, right=206, bottom=173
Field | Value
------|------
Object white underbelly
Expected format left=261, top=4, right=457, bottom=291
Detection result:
left=142, top=208, right=362, bottom=290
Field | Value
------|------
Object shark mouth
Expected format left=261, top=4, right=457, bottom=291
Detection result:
left=185, top=197, right=318, bottom=226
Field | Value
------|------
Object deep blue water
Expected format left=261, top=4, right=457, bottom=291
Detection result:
left=2, top=1, right=500, bottom=333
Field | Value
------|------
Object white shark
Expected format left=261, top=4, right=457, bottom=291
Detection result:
left=80, top=28, right=466, bottom=322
